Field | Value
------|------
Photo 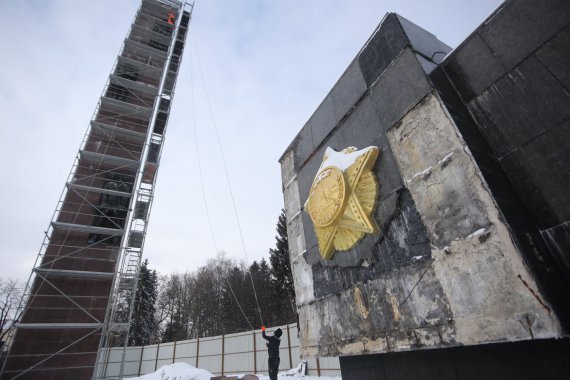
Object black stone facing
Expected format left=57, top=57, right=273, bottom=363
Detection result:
left=415, top=54, right=438, bottom=75
left=284, top=10, right=451, bottom=169
left=291, top=122, right=314, bottom=171
left=301, top=211, right=318, bottom=265
left=374, top=139, right=404, bottom=202
left=358, top=14, right=409, bottom=88
left=468, top=56, right=570, bottom=158
left=376, top=190, right=399, bottom=232
left=395, top=15, right=451, bottom=65
left=535, top=24, right=570, bottom=92
left=499, top=119, right=570, bottom=228
left=369, top=48, right=431, bottom=131
left=337, top=96, right=384, bottom=150
left=309, top=95, right=337, bottom=148
left=357, top=13, right=451, bottom=88
left=311, top=190, right=431, bottom=299
left=479, top=0, right=570, bottom=70
left=374, top=190, right=431, bottom=273
left=444, top=34, right=507, bottom=101
left=541, top=222, right=570, bottom=277
left=340, top=338, right=570, bottom=380
left=330, top=60, right=368, bottom=125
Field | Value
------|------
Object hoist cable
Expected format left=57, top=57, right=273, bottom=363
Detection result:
left=191, top=36, right=265, bottom=328
left=189, top=36, right=255, bottom=331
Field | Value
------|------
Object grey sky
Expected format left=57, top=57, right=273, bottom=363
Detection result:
left=0, top=0, right=503, bottom=280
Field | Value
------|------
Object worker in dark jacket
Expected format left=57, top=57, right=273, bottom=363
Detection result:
left=262, top=326, right=282, bottom=380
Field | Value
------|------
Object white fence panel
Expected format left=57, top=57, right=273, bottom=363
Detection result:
left=158, top=342, right=175, bottom=360
left=224, top=352, right=253, bottom=373
left=141, top=345, right=157, bottom=361
left=123, top=360, right=140, bottom=377
left=199, top=336, right=222, bottom=356
left=175, top=339, right=197, bottom=361
left=198, top=354, right=221, bottom=375
left=97, top=323, right=341, bottom=378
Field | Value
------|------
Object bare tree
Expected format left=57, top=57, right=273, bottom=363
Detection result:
left=1, top=278, right=22, bottom=350
left=158, top=272, right=196, bottom=342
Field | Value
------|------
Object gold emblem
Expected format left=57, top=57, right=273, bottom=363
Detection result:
left=305, top=146, right=380, bottom=260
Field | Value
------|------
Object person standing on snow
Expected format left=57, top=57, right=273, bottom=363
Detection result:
left=262, top=326, right=282, bottom=380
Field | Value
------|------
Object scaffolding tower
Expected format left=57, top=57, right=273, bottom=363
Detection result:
left=0, top=1, right=192, bottom=378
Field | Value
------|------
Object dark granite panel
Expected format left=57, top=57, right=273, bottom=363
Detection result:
left=376, top=190, right=399, bottom=232
left=321, top=232, right=378, bottom=268
left=535, top=24, right=570, bottom=92
left=310, top=95, right=337, bottom=147
left=415, top=54, right=438, bottom=75
left=370, top=48, right=431, bottom=130
left=291, top=122, right=314, bottom=171
left=396, top=15, right=451, bottom=64
left=480, top=0, right=570, bottom=70
left=469, top=56, right=570, bottom=157
left=375, top=139, right=405, bottom=201
left=338, top=96, right=385, bottom=149
left=541, top=221, right=570, bottom=278
left=443, top=34, right=507, bottom=101
left=330, top=60, right=368, bottom=124
left=340, top=338, right=570, bottom=380
left=302, top=211, right=318, bottom=257
left=311, top=190, right=431, bottom=298
left=500, top=119, right=570, bottom=228
left=358, top=14, right=409, bottom=87
left=374, top=190, right=431, bottom=273
left=431, top=68, right=494, bottom=153
left=296, top=144, right=323, bottom=211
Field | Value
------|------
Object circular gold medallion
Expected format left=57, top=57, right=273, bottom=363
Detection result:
left=307, top=166, right=347, bottom=227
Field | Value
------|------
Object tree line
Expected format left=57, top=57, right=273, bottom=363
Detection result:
left=128, top=210, right=295, bottom=346
left=0, top=212, right=294, bottom=348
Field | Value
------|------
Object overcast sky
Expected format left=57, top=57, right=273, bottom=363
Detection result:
left=0, top=0, right=503, bottom=281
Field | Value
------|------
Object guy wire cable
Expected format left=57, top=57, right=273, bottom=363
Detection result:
left=189, top=38, right=255, bottom=331
left=191, top=33, right=264, bottom=327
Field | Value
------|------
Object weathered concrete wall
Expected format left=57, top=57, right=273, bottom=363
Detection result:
left=280, top=9, right=563, bottom=359
left=437, top=0, right=570, bottom=329
left=389, top=93, right=558, bottom=346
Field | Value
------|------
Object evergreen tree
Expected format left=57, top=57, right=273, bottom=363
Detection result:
left=249, top=259, right=274, bottom=327
left=221, top=265, right=256, bottom=334
left=269, top=210, right=296, bottom=324
left=128, top=259, right=158, bottom=346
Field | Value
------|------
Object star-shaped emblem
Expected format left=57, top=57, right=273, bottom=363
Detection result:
left=305, top=146, right=380, bottom=260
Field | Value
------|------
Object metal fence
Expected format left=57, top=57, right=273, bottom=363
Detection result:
left=96, top=323, right=341, bottom=378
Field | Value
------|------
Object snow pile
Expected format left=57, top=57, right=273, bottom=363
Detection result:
left=320, top=146, right=375, bottom=171
left=127, top=363, right=212, bottom=380
left=126, top=362, right=342, bottom=380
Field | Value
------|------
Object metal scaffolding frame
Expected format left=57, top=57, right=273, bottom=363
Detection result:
left=0, top=1, right=192, bottom=378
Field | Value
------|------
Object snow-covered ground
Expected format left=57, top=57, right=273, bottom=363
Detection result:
left=127, top=363, right=341, bottom=380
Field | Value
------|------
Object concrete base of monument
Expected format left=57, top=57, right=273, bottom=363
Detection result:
left=339, top=338, right=570, bottom=380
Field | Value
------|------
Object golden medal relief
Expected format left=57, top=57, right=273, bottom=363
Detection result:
left=304, top=146, right=381, bottom=260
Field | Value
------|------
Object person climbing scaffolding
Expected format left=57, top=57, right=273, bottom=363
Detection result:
left=261, top=326, right=282, bottom=380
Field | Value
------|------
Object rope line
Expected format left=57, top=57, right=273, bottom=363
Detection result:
left=189, top=41, right=255, bottom=331
left=190, top=33, right=264, bottom=328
